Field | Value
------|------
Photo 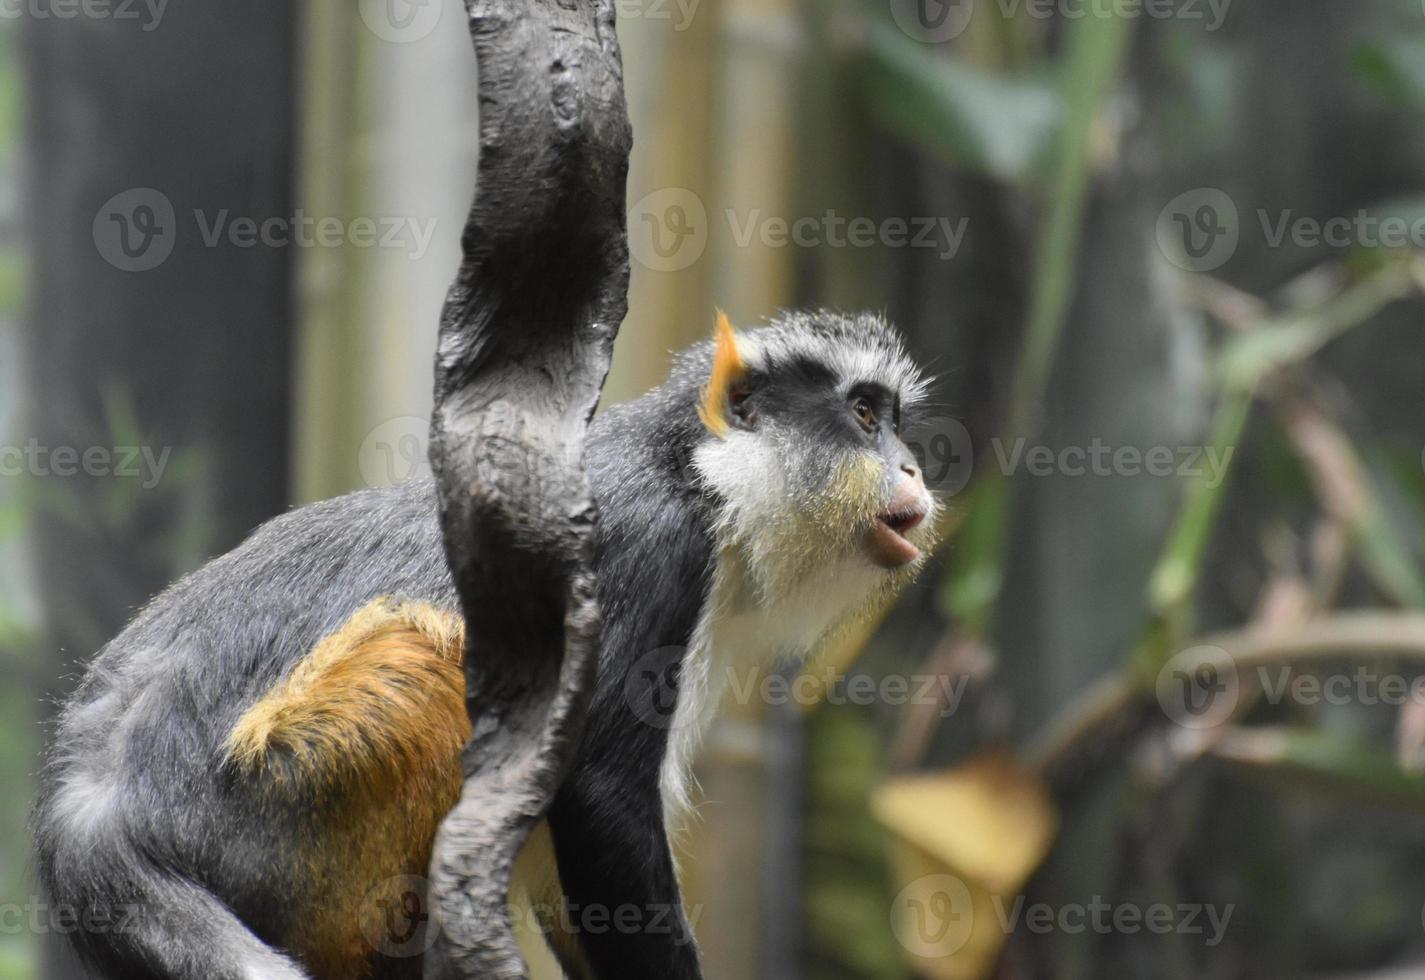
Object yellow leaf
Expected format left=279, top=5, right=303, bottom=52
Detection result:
left=874, top=751, right=1058, bottom=980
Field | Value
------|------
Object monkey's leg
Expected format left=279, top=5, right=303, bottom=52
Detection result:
left=231, top=596, right=616, bottom=980
left=40, top=846, right=312, bottom=980
left=546, top=762, right=703, bottom=980
left=223, top=598, right=471, bottom=980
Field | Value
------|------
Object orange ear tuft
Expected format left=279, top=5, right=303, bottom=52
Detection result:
left=698, top=310, right=747, bottom=438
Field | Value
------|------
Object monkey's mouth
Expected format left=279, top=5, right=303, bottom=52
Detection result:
left=865, top=507, right=926, bottom=569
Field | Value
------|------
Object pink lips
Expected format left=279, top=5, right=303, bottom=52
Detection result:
left=862, top=465, right=931, bottom=569
left=865, top=502, right=927, bottom=568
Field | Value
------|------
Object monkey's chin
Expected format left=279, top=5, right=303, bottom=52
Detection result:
left=863, top=512, right=924, bottom=569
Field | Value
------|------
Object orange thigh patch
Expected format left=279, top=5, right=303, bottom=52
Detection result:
left=226, top=598, right=470, bottom=979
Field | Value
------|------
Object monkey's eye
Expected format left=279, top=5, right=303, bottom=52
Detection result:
left=851, top=396, right=877, bottom=432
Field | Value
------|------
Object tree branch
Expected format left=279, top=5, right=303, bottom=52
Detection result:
left=425, top=2, right=631, bottom=977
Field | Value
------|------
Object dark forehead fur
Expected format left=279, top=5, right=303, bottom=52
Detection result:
left=660, top=309, right=924, bottom=406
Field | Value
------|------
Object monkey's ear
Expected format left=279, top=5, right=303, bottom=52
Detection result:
left=698, top=310, right=749, bottom=439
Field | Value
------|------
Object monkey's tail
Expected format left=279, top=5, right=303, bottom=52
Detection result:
left=112, top=868, right=311, bottom=980
left=35, top=795, right=309, bottom=980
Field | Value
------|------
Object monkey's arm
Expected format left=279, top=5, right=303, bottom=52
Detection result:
left=540, top=436, right=715, bottom=978
left=547, top=753, right=701, bottom=979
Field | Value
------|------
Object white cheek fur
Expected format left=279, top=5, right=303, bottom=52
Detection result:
left=669, top=430, right=927, bottom=834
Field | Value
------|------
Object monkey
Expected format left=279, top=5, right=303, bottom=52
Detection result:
left=33, top=308, right=939, bottom=980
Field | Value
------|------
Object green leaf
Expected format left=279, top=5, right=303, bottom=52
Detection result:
left=936, top=7, right=1134, bottom=643
left=804, top=709, right=912, bottom=980
left=0, top=251, right=25, bottom=317
left=1148, top=386, right=1252, bottom=619
left=942, top=475, right=1009, bottom=634
left=0, top=29, right=19, bottom=155
left=1216, top=257, right=1419, bottom=390
left=1007, top=2, right=1135, bottom=438
left=860, top=19, right=1062, bottom=183
left=1353, top=447, right=1425, bottom=609
left=1350, top=39, right=1425, bottom=107
left=0, top=937, right=35, bottom=980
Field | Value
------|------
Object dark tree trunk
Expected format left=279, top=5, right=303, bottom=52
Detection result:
left=23, top=5, right=297, bottom=977
left=424, top=1, right=631, bottom=977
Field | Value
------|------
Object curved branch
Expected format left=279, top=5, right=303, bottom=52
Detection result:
left=425, top=2, right=631, bottom=977
left=1029, top=613, right=1425, bottom=783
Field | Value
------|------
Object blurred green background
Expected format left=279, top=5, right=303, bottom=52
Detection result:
left=6, top=0, right=1425, bottom=978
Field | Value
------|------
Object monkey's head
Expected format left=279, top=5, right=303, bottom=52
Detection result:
left=689, top=310, right=940, bottom=616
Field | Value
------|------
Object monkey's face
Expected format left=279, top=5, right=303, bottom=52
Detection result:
left=692, top=312, right=939, bottom=610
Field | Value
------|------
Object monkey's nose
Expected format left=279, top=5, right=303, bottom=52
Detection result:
left=896, top=462, right=927, bottom=502
left=884, top=467, right=929, bottom=525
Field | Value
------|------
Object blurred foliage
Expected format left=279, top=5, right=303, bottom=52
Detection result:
left=861, top=20, right=1062, bottom=184
left=801, top=0, right=1425, bottom=978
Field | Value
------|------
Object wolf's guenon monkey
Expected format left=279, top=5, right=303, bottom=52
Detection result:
left=34, top=310, right=939, bottom=980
